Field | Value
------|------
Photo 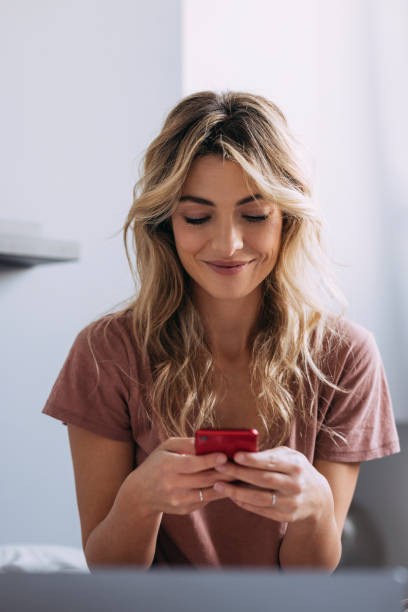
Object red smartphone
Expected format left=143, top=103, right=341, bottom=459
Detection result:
left=195, top=428, right=259, bottom=460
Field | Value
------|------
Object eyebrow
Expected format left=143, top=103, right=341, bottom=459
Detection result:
left=178, top=194, right=264, bottom=207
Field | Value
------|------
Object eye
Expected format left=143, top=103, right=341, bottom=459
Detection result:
left=184, top=216, right=210, bottom=225
left=243, top=215, right=269, bottom=223
left=183, top=214, right=269, bottom=225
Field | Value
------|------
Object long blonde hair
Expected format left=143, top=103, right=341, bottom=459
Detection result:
left=97, top=91, right=350, bottom=448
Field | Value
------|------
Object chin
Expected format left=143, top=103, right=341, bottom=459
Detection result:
left=197, top=283, right=255, bottom=301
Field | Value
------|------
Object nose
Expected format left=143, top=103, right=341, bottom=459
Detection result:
left=210, top=218, right=244, bottom=256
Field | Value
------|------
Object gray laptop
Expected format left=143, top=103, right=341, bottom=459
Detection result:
left=0, top=567, right=407, bottom=612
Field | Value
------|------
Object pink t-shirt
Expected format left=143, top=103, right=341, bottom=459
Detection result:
left=42, top=311, right=400, bottom=567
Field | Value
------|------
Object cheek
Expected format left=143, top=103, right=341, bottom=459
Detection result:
left=251, top=228, right=281, bottom=260
left=180, top=235, right=204, bottom=254
left=172, top=221, right=205, bottom=255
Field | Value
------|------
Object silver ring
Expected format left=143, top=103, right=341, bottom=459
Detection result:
left=199, top=489, right=203, bottom=503
left=271, top=493, right=277, bottom=506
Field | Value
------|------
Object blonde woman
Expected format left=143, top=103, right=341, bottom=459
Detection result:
left=43, top=91, right=400, bottom=571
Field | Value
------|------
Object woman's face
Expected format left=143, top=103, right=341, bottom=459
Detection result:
left=171, top=154, right=283, bottom=301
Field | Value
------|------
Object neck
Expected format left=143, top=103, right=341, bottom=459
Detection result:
left=193, top=285, right=262, bottom=363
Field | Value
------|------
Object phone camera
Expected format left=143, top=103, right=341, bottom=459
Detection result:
left=199, top=435, right=208, bottom=441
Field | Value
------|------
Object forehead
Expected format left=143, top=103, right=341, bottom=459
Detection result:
left=181, top=155, right=256, bottom=194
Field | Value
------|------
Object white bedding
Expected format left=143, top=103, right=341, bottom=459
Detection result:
left=0, top=545, right=89, bottom=573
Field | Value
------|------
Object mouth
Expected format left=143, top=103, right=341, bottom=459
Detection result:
left=204, top=260, right=255, bottom=268
left=203, top=260, right=255, bottom=275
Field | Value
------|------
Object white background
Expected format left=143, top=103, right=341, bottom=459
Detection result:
left=0, top=0, right=182, bottom=547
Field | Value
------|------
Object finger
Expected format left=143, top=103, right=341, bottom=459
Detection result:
left=181, top=469, right=237, bottom=489
left=174, top=451, right=228, bottom=474
left=233, top=499, right=276, bottom=519
left=160, top=437, right=197, bottom=455
left=232, top=446, right=304, bottom=475
left=233, top=493, right=294, bottom=521
left=160, top=437, right=228, bottom=473
left=165, top=486, right=229, bottom=514
left=213, top=481, right=278, bottom=508
left=214, top=461, right=292, bottom=492
left=187, top=486, right=229, bottom=507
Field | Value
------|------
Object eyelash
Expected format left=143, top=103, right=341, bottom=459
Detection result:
left=183, top=215, right=269, bottom=225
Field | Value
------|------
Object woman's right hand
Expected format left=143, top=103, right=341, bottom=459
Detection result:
left=119, top=437, right=233, bottom=517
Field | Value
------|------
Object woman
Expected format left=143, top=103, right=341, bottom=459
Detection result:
left=42, top=91, right=400, bottom=571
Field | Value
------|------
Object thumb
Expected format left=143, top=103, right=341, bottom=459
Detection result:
left=160, top=436, right=196, bottom=455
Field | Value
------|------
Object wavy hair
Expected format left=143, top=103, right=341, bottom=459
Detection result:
left=98, top=91, right=350, bottom=449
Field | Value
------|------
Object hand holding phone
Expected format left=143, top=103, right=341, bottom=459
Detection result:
left=195, top=428, right=259, bottom=460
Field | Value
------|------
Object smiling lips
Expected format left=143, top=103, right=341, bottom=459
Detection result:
left=206, top=260, right=253, bottom=267
left=204, top=260, right=254, bottom=275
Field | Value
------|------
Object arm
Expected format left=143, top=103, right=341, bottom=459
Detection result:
left=278, top=459, right=360, bottom=571
left=68, top=425, right=231, bottom=569
left=85, top=477, right=163, bottom=569
left=68, top=424, right=162, bottom=569
left=213, top=449, right=360, bottom=572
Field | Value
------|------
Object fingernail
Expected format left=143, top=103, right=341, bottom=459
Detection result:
left=214, top=482, right=225, bottom=493
left=216, top=454, right=227, bottom=464
left=235, top=453, right=245, bottom=463
left=215, top=463, right=226, bottom=472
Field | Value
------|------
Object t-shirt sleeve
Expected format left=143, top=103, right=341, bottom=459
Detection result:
left=315, top=323, right=400, bottom=462
left=42, top=318, right=134, bottom=442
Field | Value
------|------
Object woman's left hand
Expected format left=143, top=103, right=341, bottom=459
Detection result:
left=213, top=446, right=332, bottom=523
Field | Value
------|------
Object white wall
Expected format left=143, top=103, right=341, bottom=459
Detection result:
left=0, top=0, right=182, bottom=547
left=182, top=0, right=408, bottom=423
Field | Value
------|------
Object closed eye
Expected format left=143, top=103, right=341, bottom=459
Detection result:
left=183, top=216, right=210, bottom=225
left=244, top=215, right=269, bottom=223
left=184, top=215, right=269, bottom=225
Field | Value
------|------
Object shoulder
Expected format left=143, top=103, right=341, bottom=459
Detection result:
left=74, top=309, right=136, bottom=362
left=43, top=309, right=141, bottom=442
left=63, top=310, right=143, bottom=385
left=314, top=315, right=399, bottom=462
left=322, top=314, right=379, bottom=369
